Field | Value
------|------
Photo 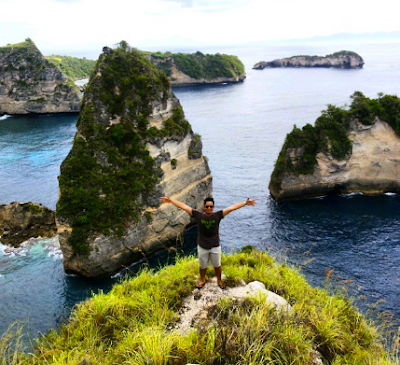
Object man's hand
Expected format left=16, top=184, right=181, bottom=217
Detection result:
left=245, top=198, right=256, bottom=206
left=160, top=196, right=171, bottom=204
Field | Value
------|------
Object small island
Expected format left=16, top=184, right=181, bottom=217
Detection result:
left=254, top=51, right=364, bottom=69
left=143, top=50, right=246, bottom=86
left=269, top=91, right=400, bottom=202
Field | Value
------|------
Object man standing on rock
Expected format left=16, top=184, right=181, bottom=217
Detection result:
left=160, top=196, right=256, bottom=289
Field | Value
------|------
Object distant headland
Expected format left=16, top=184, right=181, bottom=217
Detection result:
left=254, top=51, right=364, bottom=69
left=143, top=51, right=246, bottom=86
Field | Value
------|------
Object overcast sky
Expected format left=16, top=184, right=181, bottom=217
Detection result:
left=1, top=0, right=400, bottom=58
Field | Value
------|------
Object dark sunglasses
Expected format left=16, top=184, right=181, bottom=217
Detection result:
left=205, top=205, right=214, bottom=208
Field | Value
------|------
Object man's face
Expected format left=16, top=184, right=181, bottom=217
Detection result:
left=203, top=202, right=214, bottom=216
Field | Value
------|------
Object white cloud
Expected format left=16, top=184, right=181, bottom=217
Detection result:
left=1, top=0, right=400, bottom=58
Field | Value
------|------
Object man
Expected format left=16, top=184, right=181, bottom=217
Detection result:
left=160, top=195, right=256, bottom=289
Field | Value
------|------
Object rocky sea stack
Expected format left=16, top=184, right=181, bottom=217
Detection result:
left=0, top=38, right=82, bottom=115
left=143, top=51, right=246, bottom=86
left=253, top=50, right=364, bottom=69
left=56, top=42, right=212, bottom=278
left=269, top=91, right=400, bottom=202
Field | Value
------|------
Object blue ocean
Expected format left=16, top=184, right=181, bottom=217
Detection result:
left=1, top=42, right=400, bottom=342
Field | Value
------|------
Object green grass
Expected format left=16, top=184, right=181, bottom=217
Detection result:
left=45, top=55, right=96, bottom=80
left=2, top=248, right=397, bottom=364
left=0, top=38, right=37, bottom=53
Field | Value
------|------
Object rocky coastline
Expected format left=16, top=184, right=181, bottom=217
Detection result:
left=0, top=38, right=82, bottom=115
left=0, top=202, right=56, bottom=247
left=254, top=50, right=364, bottom=69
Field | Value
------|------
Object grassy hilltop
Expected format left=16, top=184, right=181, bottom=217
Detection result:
left=45, top=55, right=96, bottom=81
left=1, top=248, right=397, bottom=364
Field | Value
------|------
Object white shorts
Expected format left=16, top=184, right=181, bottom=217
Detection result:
left=197, top=245, right=221, bottom=269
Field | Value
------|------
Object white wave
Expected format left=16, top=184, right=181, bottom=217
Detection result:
left=44, top=236, right=63, bottom=259
left=385, top=192, right=398, bottom=196
left=0, top=236, right=63, bottom=258
left=0, top=114, right=10, bottom=121
left=341, top=192, right=364, bottom=197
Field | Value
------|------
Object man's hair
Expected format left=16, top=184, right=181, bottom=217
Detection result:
left=204, top=197, right=214, bottom=205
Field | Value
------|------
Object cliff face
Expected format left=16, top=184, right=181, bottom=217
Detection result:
left=0, top=39, right=82, bottom=115
left=270, top=118, right=400, bottom=201
left=56, top=44, right=212, bottom=278
left=0, top=202, right=56, bottom=247
left=254, top=51, right=364, bottom=69
left=144, top=52, right=246, bottom=86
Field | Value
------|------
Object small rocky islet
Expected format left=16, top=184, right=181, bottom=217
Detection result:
left=253, top=50, right=364, bottom=69
left=269, top=91, right=400, bottom=202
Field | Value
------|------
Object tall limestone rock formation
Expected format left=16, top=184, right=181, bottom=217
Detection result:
left=269, top=92, right=400, bottom=202
left=56, top=42, right=212, bottom=278
left=0, top=38, right=81, bottom=115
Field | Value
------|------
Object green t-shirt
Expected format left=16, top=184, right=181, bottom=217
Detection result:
left=192, top=209, right=224, bottom=249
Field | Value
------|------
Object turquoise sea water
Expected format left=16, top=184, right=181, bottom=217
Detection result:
left=1, top=42, right=400, bottom=342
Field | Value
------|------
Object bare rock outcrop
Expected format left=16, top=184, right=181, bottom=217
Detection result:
left=254, top=51, right=364, bottom=70
left=0, top=38, right=82, bottom=115
left=0, top=202, right=56, bottom=247
left=56, top=43, right=212, bottom=278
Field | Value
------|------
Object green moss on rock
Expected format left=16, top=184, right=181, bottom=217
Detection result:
left=56, top=42, right=191, bottom=254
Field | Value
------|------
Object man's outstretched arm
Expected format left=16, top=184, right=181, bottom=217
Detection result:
left=160, top=196, right=193, bottom=216
left=222, top=198, right=256, bottom=217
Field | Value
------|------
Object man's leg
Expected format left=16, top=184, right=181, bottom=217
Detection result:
left=214, top=265, right=222, bottom=285
left=210, top=246, right=226, bottom=288
left=197, top=245, right=209, bottom=288
left=199, top=267, right=207, bottom=285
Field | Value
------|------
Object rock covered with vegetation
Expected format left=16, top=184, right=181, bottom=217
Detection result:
left=143, top=51, right=246, bottom=86
left=56, top=42, right=212, bottom=278
left=2, top=248, right=396, bottom=364
left=254, top=50, right=364, bottom=69
left=45, top=55, right=96, bottom=81
left=0, top=202, right=56, bottom=247
left=270, top=91, right=400, bottom=202
left=0, top=38, right=82, bottom=115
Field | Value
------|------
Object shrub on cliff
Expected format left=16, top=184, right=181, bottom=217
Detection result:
left=2, top=249, right=396, bottom=364
left=270, top=92, right=400, bottom=192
